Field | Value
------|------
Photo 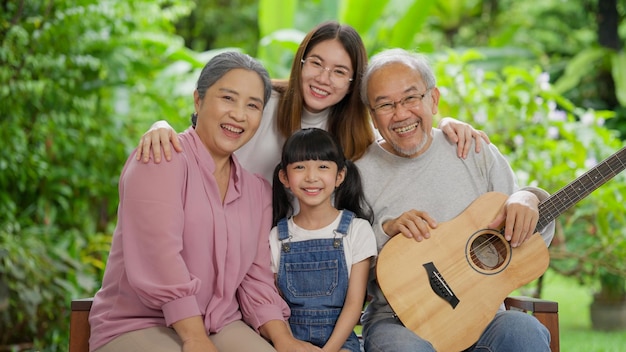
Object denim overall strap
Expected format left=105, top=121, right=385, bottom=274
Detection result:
left=276, top=211, right=360, bottom=351
left=277, top=217, right=290, bottom=240
left=336, top=210, right=354, bottom=235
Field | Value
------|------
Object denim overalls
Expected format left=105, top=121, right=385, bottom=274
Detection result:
left=276, top=210, right=361, bottom=352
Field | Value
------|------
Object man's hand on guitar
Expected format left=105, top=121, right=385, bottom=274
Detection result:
left=382, top=210, right=438, bottom=242
left=488, top=191, right=540, bottom=248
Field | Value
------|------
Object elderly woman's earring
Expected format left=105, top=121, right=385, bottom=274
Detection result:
left=191, top=112, right=198, bottom=126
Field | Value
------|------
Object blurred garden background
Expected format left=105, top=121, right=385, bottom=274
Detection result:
left=1, top=0, right=626, bottom=350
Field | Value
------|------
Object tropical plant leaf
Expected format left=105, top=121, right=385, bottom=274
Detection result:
left=552, top=47, right=608, bottom=94
left=258, top=0, right=297, bottom=37
left=388, top=0, right=435, bottom=48
left=612, top=50, right=626, bottom=107
left=339, top=0, right=389, bottom=35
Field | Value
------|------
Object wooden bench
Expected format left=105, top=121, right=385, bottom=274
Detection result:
left=505, top=295, right=560, bottom=352
left=70, top=296, right=559, bottom=352
left=69, top=298, right=94, bottom=352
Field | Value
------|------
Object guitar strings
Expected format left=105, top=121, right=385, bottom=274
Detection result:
left=467, top=231, right=507, bottom=270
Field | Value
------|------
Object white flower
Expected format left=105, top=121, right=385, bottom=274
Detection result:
left=548, top=109, right=567, bottom=121
left=581, top=111, right=595, bottom=126
left=474, top=107, right=487, bottom=124
left=548, top=126, right=560, bottom=139
left=585, top=157, right=597, bottom=169
left=548, top=100, right=557, bottom=111
left=475, top=68, right=484, bottom=84
left=538, top=72, right=550, bottom=90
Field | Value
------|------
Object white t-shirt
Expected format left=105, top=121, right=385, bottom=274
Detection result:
left=269, top=211, right=377, bottom=277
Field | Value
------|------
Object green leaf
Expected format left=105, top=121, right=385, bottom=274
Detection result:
left=612, top=50, right=626, bottom=107
left=553, top=47, right=608, bottom=94
left=339, top=0, right=389, bottom=35
left=388, top=0, right=436, bottom=48
left=258, top=0, right=297, bottom=37
left=432, top=0, right=481, bottom=29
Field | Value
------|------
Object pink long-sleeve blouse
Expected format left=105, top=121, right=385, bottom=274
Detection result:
left=88, top=127, right=290, bottom=351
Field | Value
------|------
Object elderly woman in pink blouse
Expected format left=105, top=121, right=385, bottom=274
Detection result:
left=89, top=52, right=323, bottom=352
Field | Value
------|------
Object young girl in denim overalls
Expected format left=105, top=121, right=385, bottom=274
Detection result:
left=270, top=128, right=377, bottom=352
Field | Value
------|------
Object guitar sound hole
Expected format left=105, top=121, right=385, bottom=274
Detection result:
left=469, top=233, right=507, bottom=271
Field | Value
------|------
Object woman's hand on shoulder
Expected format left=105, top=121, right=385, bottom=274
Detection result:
left=135, top=120, right=183, bottom=163
left=438, top=117, right=490, bottom=159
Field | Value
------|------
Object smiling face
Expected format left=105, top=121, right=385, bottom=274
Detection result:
left=194, top=68, right=265, bottom=162
left=279, top=159, right=346, bottom=211
left=367, top=62, right=440, bottom=158
left=300, top=39, right=354, bottom=113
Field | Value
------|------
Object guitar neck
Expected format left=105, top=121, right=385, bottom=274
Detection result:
left=536, top=146, right=626, bottom=230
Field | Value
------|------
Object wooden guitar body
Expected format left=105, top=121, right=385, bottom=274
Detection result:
left=376, top=192, right=550, bottom=351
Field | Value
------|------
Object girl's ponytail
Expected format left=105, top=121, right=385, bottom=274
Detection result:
left=334, top=159, right=373, bottom=224
left=272, top=163, right=294, bottom=227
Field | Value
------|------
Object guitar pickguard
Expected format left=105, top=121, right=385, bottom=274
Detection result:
left=423, top=262, right=459, bottom=308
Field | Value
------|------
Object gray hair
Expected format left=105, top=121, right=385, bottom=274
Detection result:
left=360, top=48, right=436, bottom=107
left=196, top=51, right=272, bottom=106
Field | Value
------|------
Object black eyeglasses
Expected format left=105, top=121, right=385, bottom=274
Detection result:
left=371, top=89, right=432, bottom=115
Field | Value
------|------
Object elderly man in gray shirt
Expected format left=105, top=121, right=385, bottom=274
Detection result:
left=355, top=48, right=555, bottom=352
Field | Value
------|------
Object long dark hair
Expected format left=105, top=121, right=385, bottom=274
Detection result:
left=272, top=128, right=373, bottom=226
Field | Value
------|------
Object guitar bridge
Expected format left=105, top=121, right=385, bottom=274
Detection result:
left=423, top=262, right=459, bottom=308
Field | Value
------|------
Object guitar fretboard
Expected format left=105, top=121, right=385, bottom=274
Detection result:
left=536, top=146, right=626, bottom=231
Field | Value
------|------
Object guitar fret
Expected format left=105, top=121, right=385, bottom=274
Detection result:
left=536, top=146, right=626, bottom=231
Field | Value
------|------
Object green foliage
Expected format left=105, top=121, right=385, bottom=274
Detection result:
left=611, top=50, right=626, bottom=107
left=552, top=47, right=610, bottom=94
left=0, top=0, right=196, bottom=349
left=0, top=227, right=97, bottom=349
left=339, top=0, right=387, bottom=36
left=175, top=0, right=259, bottom=55
left=473, top=0, right=597, bottom=56
left=259, top=0, right=297, bottom=34
left=255, top=0, right=436, bottom=77
left=487, top=0, right=626, bottom=139
left=257, top=0, right=300, bottom=78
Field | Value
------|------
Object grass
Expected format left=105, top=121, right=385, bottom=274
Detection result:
left=530, top=270, right=626, bottom=352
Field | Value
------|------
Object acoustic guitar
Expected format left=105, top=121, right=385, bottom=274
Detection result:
left=376, top=146, right=626, bottom=351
